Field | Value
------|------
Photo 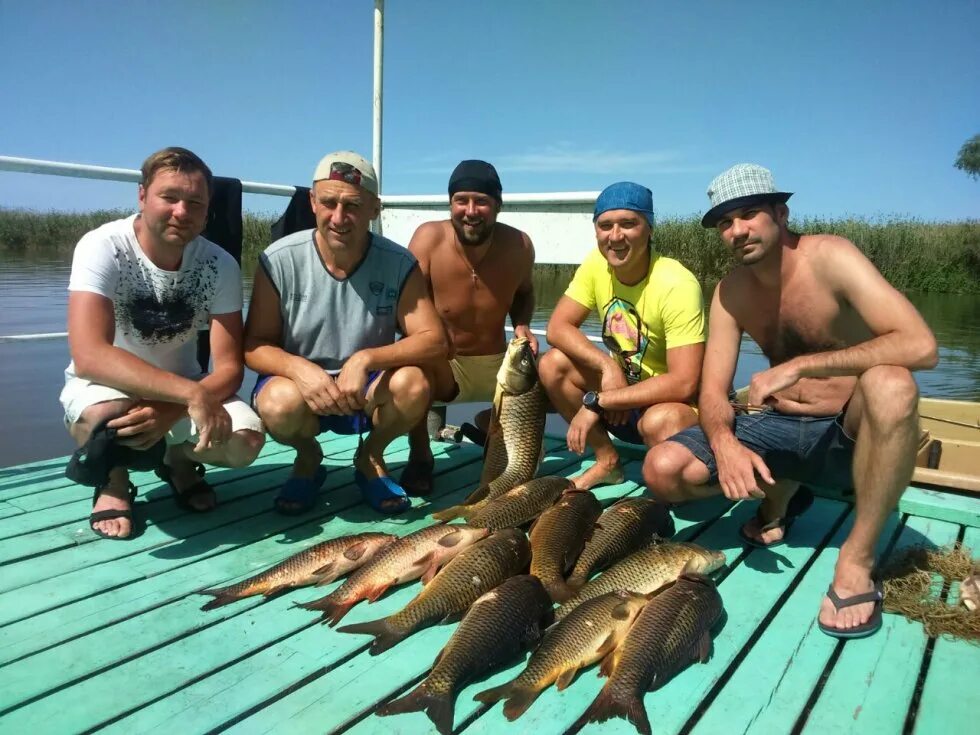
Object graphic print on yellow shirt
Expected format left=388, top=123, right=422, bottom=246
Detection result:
left=600, top=298, right=644, bottom=384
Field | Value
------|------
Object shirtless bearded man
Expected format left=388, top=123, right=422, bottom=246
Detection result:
left=643, top=164, right=938, bottom=638
left=403, top=160, right=536, bottom=495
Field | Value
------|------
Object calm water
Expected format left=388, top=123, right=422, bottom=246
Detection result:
left=1, top=255, right=977, bottom=467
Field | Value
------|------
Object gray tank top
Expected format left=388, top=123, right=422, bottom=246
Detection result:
left=259, top=229, right=417, bottom=373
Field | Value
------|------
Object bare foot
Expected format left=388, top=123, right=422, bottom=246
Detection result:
left=818, top=560, right=879, bottom=633
left=572, top=461, right=625, bottom=490
left=91, top=482, right=134, bottom=538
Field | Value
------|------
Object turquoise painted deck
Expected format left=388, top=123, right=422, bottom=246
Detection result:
left=1, top=433, right=977, bottom=735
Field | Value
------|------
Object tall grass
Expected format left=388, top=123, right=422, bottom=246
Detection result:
left=1, top=208, right=977, bottom=293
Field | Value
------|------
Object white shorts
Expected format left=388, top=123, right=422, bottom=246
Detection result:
left=60, top=377, right=263, bottom=446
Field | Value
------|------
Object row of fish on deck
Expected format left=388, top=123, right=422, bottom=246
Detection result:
left=197, top=337, right=728, bottom=735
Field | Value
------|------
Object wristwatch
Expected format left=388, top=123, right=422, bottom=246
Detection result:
left=582, top=390, right=602, bottom=414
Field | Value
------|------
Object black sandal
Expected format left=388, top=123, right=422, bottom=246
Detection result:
left=155, top=463, right=216, bottom=512
left=89, top=482, right=138, bottom=540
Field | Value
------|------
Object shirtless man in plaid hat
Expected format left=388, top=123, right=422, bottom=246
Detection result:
left=643, top=164, right=938, bottom=638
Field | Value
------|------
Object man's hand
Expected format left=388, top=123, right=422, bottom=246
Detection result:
left=567, top=406, right=602, bottom=455
left=334, top=352, right=371, bottom=415
left=108, top=401, right=186, bottom=449
left=599, top=363, right=630, bottom=426
left=291, top=360, right=346, bottom=415
left=513, top=324, right=539, bottom=356
left=186, top=389, right=232, bottom=453
left=748, top=362, right=801, bottom=407
left=714, top=438, right=774, bottom=500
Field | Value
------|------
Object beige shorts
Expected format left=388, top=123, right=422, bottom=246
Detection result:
left=60, top=377, right=263, bottom=446
left=445, top=352, right=505, bottom=405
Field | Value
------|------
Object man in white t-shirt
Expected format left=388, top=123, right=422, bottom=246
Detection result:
left=61, top=147, right=264, bottom=540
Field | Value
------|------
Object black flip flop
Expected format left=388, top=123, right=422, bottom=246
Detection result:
left=739, top=486, right=814, bottom=549
left=399, top=456, right=435, bottom=497
left=818, top=581, right=884, bottom=639
left=89, top=482, right=138, bottom=540
left=156, top=463, right=216, bottom=512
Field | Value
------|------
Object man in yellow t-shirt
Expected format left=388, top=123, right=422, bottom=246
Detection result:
left=539, top=181, right=706, bottom=490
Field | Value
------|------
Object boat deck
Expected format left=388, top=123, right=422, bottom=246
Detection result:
left=0, top=433, right=977, bottom=735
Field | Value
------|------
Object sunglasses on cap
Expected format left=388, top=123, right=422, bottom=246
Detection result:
left=601, top=307, right=643, bottom=382
left=327, top=161, right=363, bottom=187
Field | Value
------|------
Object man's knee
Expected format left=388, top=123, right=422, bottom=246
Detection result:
left=638, top=403, right=698, bottom=445
left=643, top=441, right=699, bottom=503
left=537, top=347, right=572, bottom=387
left=71, top=399, right=135, bottom=443
left=858, top=366, right=919, bottom=424
left=388, top=365, right=431, bottom=408
left=216, top=429, right=265, bottom=468
left=255, top=378, right=308, bottom=430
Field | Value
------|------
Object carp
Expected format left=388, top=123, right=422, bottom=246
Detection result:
left=298, top=524, right=489, bottom=626
left=337, top=528, right=531, bottom=654
left=567, top=497, right=675, bottom=589
left=432, top=336, right=546, bottom=522
left=466, top=476, right=574, bottom=531
left=376, top=574, right=553, bottom=735
left=475, top=590, right=649, bottom=720
left=555, top=542, right=725, bottom=622
left=528, top=488, right=602, bottom=602
left=198, top=532, right=396, bottom=611
left=573, top=574, right=723, bottom=735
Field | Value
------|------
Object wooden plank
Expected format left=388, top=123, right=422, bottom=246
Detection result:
left=690, top=511, right=904, bottom=735
left=800, top=515, right=961, bottom=735
left=0, top=440, right=491, bottom=643
left=99, top=458, right=643, bottom=735
left=911, top=525, right=980, bottom=735
left=0, top=452, right=581, bottom=732
left=898, top=487, right=980, bottom=528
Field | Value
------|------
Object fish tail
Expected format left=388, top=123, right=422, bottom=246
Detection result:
left=542, top=577, right=576, bottom=604
left=573, top=687, right=650, bottom=735
left=494, top=684, right=541, bottom=721
left=297, top=595, right=356, bottom=626
left=336, top=617, right=407, bottom=655
left=198, top=592, right=241, bottom=611
left=378, top=683, right=454, bottom=735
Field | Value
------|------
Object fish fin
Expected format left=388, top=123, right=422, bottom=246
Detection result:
left=364, top=581, right=394, bottom=603
left=336, top=618, right=406, bottom=656
left=610, top=601, right=634, bottom=621
left=598, top=647, right=622, bottom=678
left=554, top=667, right=579, bottom=691
left=472, top=680, right=512, bottom=705
left=644, top=582, right=670, bottom=600
left=696, top=631, right=713, bottom=663
left=311, top=560, right=336, bottom=579
left=438, top=529, right=464, bottom=547
left=502, top=685, right=543, bottom=721
left=421, top=562, right=441, bottom=586
left=377, top=683, right=455, bottom=735
left=431, top=505, right=464, bottom=523
left=463, top=483, right=491, bottom=505
left=572, top=687, right=650, bottom=735
left=594, top=632, right=621, bottom=660
left=343, top=540, right=370, bottom=562
left=260, top=584, right=290, bottom=600
left=414, top=550, right=437, bottom=569
left=199, top=593, right=241, bottom=612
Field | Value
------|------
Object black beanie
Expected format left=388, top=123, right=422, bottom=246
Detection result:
left=448, top=160, right=502, bottom=202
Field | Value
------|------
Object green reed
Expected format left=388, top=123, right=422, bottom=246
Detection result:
left=1, top=208, right=977, bottom=293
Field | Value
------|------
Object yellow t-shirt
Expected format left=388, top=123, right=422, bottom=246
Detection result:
left=564, top=249, right=705, bottom=383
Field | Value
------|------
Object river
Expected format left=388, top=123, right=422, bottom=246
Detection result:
left=0, top=255, right=977, bottom=467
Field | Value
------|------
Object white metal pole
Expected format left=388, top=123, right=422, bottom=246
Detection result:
left=373, top=0, right=384, bottom=234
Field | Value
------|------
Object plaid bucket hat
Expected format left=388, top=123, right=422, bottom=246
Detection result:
left=701, top=163, right=792, bottom=228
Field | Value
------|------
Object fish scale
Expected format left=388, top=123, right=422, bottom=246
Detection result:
left=529, top=489, right=602, bottom=602
left=567, top=497, right=676, bottom=589
left=336, top=529, right=531, bottom=654
left=555, top=541, right=726, bottom=622
left=466, top=476, right=573, bottom=532
left=376, top=575, right=554, bottom=735
left=574, top=574, right=723, bottom=735
left=475, top=590, right=649, bottom=721
left=197, top=532, right=396, bottom=611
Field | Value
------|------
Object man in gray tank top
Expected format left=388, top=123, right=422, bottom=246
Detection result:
left=244, top=151, right=448, bottom=515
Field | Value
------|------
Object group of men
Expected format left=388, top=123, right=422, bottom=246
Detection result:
left=62, top=146, right=938, bottom=639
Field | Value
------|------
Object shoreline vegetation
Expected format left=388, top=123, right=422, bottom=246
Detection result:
left=1, top=208, right=978, bottom=294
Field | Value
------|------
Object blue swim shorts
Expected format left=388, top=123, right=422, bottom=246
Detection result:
left=251, top=371, right=381, bottom=436
left=667, top=408, right=856, bottom=490
left=605, top=409, right=644, bottom=445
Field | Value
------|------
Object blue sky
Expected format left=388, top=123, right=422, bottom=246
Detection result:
left=1, top=0, right=978, bottom=220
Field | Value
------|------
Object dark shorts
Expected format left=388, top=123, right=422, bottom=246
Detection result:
left=251, top=371, right=381, bottom=436
left=668, top=409, right=856, bottom=490
left=606, top=409, right=644, bottom=445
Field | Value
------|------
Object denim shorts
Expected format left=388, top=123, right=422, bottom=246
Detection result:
left=668, top=409, right=856, bottom=490
left=251, top=371, right=381, bottom=436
